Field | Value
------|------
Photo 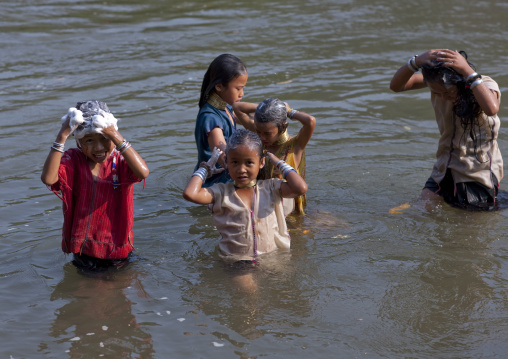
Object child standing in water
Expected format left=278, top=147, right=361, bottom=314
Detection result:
left=390, top=49, right=502, bottom=210
left=41, top=100, right=149, bottom=270
left=233, top=98, right=315, bottom=214
left=183, top=129, right=308, bottom=263
left=195, top=53, right=248, bottom=186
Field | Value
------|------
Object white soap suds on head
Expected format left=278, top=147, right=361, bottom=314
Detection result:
left=62, top=100, right=119, bottom=139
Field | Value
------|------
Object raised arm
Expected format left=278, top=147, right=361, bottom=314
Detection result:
left=435, top=49, right=500, bottom=116
left=287, top=104, right=316, bottom=157
left=232, top=102, right=257, bottom=131
left=41, top=117, right=72, bottom=185
left=207, top=128, right=228, bottom=168
left=182, top=175, right=214, bottom=204
left=388, top=50, right=449, bottom=93
left=102, top=125, right=150, bottom=180
left=266, top=152, right=307, bottom=198
left=182, top=147, right=222, bottom=204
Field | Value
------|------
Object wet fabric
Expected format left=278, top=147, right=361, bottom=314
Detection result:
left=72, top=252, right=133, bottom=272
left=258, top=136, right=307, bottom=214
left=430, top=75, right=503, bottom=189
left=194, top=102, right=235, bottom=187
left=50, top=148, right=142, bottom=259
left=208, top=179, right=290, bottom=262
left=424, top=169, right=499, bottom=210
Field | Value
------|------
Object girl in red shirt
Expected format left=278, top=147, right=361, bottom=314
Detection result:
left=41, top=100, right=149, bottom=270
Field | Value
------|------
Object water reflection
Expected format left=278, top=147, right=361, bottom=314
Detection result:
left=378, top=210, right=503, bottom=355
left=47, top=262, right=153, bottom=358
left=186, top=254, right=312, bottom=341
left=182, top=212, right=312, bottom=342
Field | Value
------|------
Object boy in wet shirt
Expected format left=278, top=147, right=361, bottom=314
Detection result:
left=41, top=100, right=149, bottom=270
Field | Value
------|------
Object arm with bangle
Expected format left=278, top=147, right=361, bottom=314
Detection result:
left=182, top=147, right=222, bottom=204
left=102, top=125, right=149, bottom=180
left=285, top=103, right=316, bottom=167
left=41, top=116, right=73, bottom=185
left=390, top=53, right=427, bottom=93
left=466, top=73, right=499, bottom=116
left=266, top=151, right=307, bottom=198
left=420, top=49, right=499, bottom=116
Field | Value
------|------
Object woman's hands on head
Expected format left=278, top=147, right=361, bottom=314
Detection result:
left=416, top=49, right=474, bottom=77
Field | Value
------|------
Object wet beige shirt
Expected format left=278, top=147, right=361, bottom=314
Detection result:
left=209, top=179, right=290, bottom=262
left=430, top=76, right=503, bottom=188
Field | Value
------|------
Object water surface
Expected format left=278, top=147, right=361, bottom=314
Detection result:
left=1, top=0, right=508, bottom=357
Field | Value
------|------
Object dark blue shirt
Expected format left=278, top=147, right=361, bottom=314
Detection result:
left=194, top=103, right=236, bottom=187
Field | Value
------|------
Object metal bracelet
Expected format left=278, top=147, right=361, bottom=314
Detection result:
left=276, top=160, right=288, bottom=170
left=51, top=145, right=64, bottom=153
left=116, top=139, right=128, bottom=151
left=466, top=72, right=478, bottom=82
left=120, top=143, right=131, bottom=154
left=470, top=78, right=483, bottom=90
left=193, top=167, right=208, bottom=183
left=407, top=56, right=419, bottom=73
left=283, top=169, right=297, bottom=179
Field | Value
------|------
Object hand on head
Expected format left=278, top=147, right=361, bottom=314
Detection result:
left=416, top=49, right=473, bottom=77
left=100, top=124, right=123, bottom=144
left=200, top=147, right=225, bottom=177
left=59, top=115, right=73, bottom=139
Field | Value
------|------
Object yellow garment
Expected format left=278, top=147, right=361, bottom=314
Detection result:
left=260, top=134, right=306, bottom=214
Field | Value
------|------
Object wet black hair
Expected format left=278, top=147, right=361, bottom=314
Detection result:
left=254, top=98, right=288, bottom=134
left=226, top=129, right=263, bottom=157
left=75, top=100, right=110, bottom=120
left=198, top=54, right=247, bottom=108
left=421, top=51, right=483, bottom=146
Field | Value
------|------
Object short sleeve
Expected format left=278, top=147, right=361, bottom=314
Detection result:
left=483, top=76, right=501, bottom=101
left=117, top=152, right=143, bottom=184
left=200, top=112, right=226, bottom=136
left=208, top=183, right=225, bottom=213
left=269, top=178, right=284, bottom=200
left=50, top=149, right=76, bottom=193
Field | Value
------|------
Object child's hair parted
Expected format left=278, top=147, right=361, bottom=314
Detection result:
left=199, top=54, right=247, bottom=108
left=226, top=129, right=263, bottom=157
left=254, top=98, right=288, bottom=133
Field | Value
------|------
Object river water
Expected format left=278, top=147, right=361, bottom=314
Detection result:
left=2, top=0, right=508, bottom=357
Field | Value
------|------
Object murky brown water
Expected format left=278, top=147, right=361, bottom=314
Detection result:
left=2, top=0, right=508, bottom=357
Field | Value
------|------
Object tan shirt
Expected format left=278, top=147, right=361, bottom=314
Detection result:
left=430, top=76, right=503, bottom=188
left=209, top=179, right=290, bottom=262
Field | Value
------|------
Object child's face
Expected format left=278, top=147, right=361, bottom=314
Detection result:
left=226, top=144, right=264, bottom=186
left=216, top=73, right=248, bottom=106
left=255, top=121, right=281, bottom=147
left=78, top=133, right=115, bottom=164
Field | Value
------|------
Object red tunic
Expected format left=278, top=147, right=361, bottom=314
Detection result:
left=50, top=148, right=142, bottom=259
